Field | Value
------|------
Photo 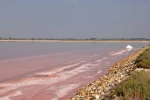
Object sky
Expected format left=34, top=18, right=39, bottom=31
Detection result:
left=0, top=0, right=150, bottom=39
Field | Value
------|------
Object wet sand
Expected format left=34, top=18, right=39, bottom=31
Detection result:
left=0, top=48, right=136, bottom=100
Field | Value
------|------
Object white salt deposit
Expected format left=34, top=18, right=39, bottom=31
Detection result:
left=0, top=63, right=95, bottom=95
left=0, top=91, right=22, bottom=100
left=95, top=57, right=108, bottom=62
left=97, top=70, right=102, bottom=74
left=126, top=45, right=133, bottom=49
left=36, top=63, right=79, bottom=76
left=51, top=84, right=79, bottom=100
left=126, top=45, right=133, bottom=51
left=110, top=50, right=127, bottom=55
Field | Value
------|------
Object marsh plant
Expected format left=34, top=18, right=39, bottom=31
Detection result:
left=135, top=47, right=150, bottom=69
left=115, top=71, right=150, bottom=100
left=115, top=46, right=150, bottom=100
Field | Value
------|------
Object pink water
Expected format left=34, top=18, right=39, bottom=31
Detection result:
left=0, top=42, right=148, bottom=100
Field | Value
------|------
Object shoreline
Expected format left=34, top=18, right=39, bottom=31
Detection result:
left=70, top=45, right=149, bottom=100
left=0, top=44, right=148, bottom=100
left=0, top=40, right=150, bottom=43
left=0, top=47, right=130, bottom=100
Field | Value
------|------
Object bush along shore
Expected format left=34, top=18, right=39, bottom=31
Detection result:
left=69, top=45, right=149, bottom=100
left=115, top=45, right=150, bottom=100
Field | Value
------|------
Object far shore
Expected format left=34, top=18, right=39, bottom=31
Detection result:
left=0, top=39, right=150, bottom=43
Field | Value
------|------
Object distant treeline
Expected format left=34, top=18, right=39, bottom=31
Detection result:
left=0, top=37, right=150, bottom=41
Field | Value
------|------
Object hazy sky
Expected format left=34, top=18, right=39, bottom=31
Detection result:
left=0, top=0, right=150, bottom=38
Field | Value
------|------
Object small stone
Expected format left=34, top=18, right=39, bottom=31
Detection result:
left=97, top=90, right=101, bottom=94
left=121, top=75, right=123, bottom=77
left=118, top=80, right=122, bottom=83
left=94, top=94, right=99, bottom=99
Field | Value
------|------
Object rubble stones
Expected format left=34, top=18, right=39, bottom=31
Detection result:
left=70, top=46, right=149, bottom=100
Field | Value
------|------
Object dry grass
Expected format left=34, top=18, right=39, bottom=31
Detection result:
left=115, top=71, right=150, bottom=100
left=115, top=46, right=150, bottom=100
left=135, top=47, right=150, bottom=69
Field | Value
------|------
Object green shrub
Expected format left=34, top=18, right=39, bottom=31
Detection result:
left=115, top=46, right=150, bottom=99
left=115, top=71, right=150, bottom=100
left=135, top=46, right=150, bottom=69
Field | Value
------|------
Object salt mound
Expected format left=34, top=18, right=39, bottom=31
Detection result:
left=126, top=45, right=133, bottom=49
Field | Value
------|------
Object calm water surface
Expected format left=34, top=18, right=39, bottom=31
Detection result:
left=0, top=42, right=148, bottom=60
left=0, top=42, right=149, bottom=100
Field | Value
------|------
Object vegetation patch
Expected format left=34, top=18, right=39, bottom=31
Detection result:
left=135, top=46, right=150, bottom=69
left=115, top=71, right=150, bottom=100
left=115, top=46, right=150, bottom=100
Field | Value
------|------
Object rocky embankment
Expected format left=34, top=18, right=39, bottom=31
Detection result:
left=70, top=46, right=149, bottom=100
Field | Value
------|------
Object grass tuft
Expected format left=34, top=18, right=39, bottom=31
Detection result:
left=115, top=71, right=150, bottom=100
left=135, top=47, right=150, bottom=69
left=115, top=46, right=150, bottom=99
